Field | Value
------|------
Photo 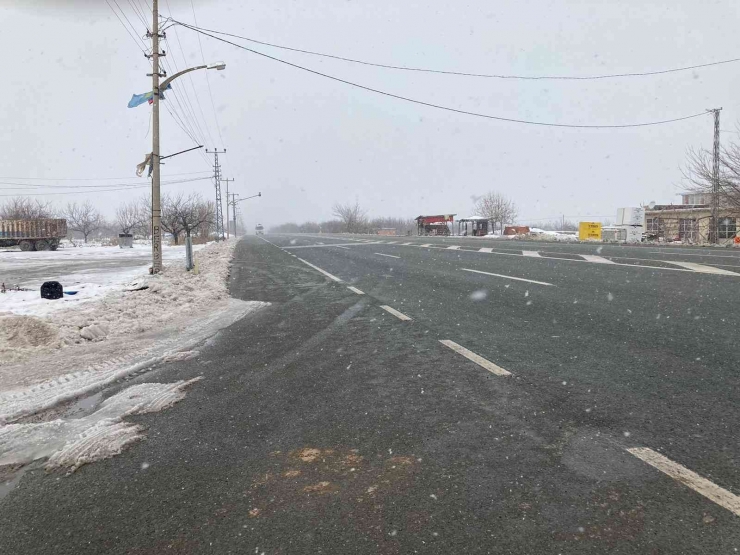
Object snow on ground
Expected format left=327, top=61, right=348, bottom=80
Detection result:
left=0, top=239, right=268, bottom=423
left=0, top=377, right=202, bottom=473
left=0, top=242, right=203, bottom=317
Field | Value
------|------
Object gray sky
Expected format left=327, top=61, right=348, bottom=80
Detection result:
left=1, top=0, right=739, bottom=229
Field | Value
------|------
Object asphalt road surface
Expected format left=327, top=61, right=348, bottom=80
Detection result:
left=1, top=234, right=739, bottom=554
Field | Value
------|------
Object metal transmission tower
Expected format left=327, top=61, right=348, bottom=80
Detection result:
left=207, top=149, right=226, bottom=241
left=707, top=108, right=722, bottom=243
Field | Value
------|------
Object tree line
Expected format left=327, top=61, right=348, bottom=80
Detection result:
left=0, top=194, right=220, bottom=244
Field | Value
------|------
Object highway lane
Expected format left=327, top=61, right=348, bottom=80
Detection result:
left=268, top=235, right=740, bottom=512
left=1, top=235, right=738, bottom=554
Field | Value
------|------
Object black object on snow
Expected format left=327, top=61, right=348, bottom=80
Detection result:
left=41, top=281, right=63, bottom=300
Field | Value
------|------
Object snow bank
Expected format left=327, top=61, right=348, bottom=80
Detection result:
left=0, top=239, right=269, bottom=423
left=0, top=378, right=201, bottom=473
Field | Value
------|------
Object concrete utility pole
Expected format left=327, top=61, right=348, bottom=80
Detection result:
left=222, top=178, right=234, bottom=238
left=708, top=108, right=722, bottom=244
left=149, top=0, right=164, bottom=273
left=207, top=149, right=226, bottom=241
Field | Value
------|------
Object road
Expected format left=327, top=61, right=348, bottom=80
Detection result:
left=0, top=234, right=738, bottom=553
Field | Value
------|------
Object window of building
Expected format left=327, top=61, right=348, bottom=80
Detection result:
left=718, top=217, right=737, bottom=239
left=646, top=217, right=664, bottom=234
left=678, top=218, right=698, bottom=241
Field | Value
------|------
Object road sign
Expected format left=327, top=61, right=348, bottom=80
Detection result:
left=579, top=222, right=602, bottom=241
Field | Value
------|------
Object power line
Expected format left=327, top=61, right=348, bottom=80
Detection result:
left=178, top=23, right=710, bottom=130
left=106, top=0, right=147, bottom=53
left=0, top=171, right=210, bottom=182
left=0, top=177, right=212, bottom=197
left=172, top=20, right=740, bottom=81
left=189, top=1, right=225, bottom=147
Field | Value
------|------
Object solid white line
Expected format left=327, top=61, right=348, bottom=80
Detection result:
left=420, top=243, right=433, bottom=248
left=581, top=254, right=616, bottom=264
left=439, top=340, right=511, bottom=377
left=666, top=261, right=740, bottom=276
left=479, top=247, right=493, bottom=253
left=379, top=305, right=412, bottom=321
left=375, top=252, right=401, bottom=259
left=447, top=245, right=461, bottom=250
left=334, top=245, right=350, bottom=250
left=295, top=257, right=343, bottom=282
left=522, top=250, right=541, bottom=257
left=461, top=268, right=555, bottom=286
left=347, top=286, right=365, bottom=295
left=627, top=447, right=740, bottom=516
left=401, top=242, right=413, bottom=246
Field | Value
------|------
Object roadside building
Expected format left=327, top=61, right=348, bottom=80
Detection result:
left=644, top=193, right=738, bottom=244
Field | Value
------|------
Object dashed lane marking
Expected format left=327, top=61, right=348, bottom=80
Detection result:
left=401, top=242, right=413, bottom=246
left=375, top=253, right=401, bottom=259
left=333, top=245, right=350, bottom=250
left=347, top=286, right=365, bottom=295
left=447, top=245, right=461, bottom=250
left=379, top=305, right=412, bottom=321
left=665, top=261, right=740, bottom=276
left=522, top=250, right=541, bottom=257
left=627, top=447, right=740, bottom=517
left=461, top=268, right=555, bottom=286
left=439, top=340, right=512, bottom=377
left=295, top=258, right=343, bottom=283
left=420, top=243, right=433, bottom=248
left=581, top=255, right=616, bottom=264
left=385, top=241, right=399, bottom=244
left=479, top=248, right=493, bottom=253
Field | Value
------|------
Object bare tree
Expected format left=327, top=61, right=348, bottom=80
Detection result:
left=176, top=194, right=215, bottom=238
left=115, top=200, right=147, bottom=234
left=160, top=193, right=185, bottom=244
left=473, top=192, right=518, bottom=234
left=0, top=197, right=55, bottom=220
left=63, top=201, right=102, bottom=243
left=332, top=201, right=368, bottom=233
left=683, top=126, right=740, bottom=210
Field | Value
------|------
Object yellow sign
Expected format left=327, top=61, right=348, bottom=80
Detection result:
left=579, top=222, right=602, bottom=241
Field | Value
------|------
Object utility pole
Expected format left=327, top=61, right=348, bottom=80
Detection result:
left=206, top=149, right=226, bottom=241
left=148, top=0, right=166, bottom=273
left=707, top=108, right=722, bottom=244
left=230, top=193, right=238, bottom=237
left=222, top=178, right=234, bottom=238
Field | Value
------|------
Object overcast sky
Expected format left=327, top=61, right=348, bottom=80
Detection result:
left=1, top=0, right=739, bottom=229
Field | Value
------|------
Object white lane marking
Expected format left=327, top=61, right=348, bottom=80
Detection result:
left=665, top=261, right=740, bottom=276
left=479, top=247, right=493, bottom=253
left=627, top=447, right=740, bottom=516
left=375, top=252, right=401, bottom=259
left=447, top=245, right=461, bottom=250
left=461, top=268, right=555, bottom=286
left=283, top=242, right=382, bottom=249
left=295, top=258, right=343, bottom=282
left=333, top=245, right=350, bottom=250
left=581, top=254, right=616, bottom=264
left=401, top=242, right=413, bottom=246
left=419, top=243, right=433, bottom=248
left=439, top=340, right=511, bottom=377
left=648, top=251, right=740, bottom=259
left=522, top=250, right=541, bottom=257
left=379, top=305, right=412, bottom=321
left=347, top=286, right=365, bottom=295
left=385, top=241, right=399, bottom=244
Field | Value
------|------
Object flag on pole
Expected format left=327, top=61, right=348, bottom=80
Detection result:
left=127, top=84, right=172, bottom=108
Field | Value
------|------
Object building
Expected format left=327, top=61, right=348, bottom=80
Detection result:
left=644, top=193, right=738, bottom=244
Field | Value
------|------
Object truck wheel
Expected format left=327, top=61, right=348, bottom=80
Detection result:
left=19, top=240, right=34, bottom=251
left=49, top=241, right=59, bottom=251
left=35, top=240, right=50, bottom=251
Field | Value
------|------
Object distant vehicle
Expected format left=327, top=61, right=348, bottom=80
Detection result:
left=255, top=224, right=264, bottom=235
left=0, top=218, right=67, bottom=251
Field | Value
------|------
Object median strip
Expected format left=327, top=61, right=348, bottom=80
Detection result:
left=379, top=305, right=412, bottom=321
left=627, top=447, right=740, bottom=516
left=295, top=257, right=343, bottom=283
left=439, top=340, right=511, bottom=376
left=461, top=268, right=555, bottom=286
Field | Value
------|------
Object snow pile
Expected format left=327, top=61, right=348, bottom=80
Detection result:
left=0, top=378, right=201, bottom=473
left=0, top=239, right=269, bottom=422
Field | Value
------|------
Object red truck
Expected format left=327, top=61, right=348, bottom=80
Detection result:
left=0, top=219, right=67, bottom=251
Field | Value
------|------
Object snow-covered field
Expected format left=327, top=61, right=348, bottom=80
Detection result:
left=0, top=239, right=268, bottom=423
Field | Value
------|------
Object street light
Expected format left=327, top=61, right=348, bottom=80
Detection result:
left=227, top=193, right=261, bottom=237
left=150, top=26, right=225, bottom=273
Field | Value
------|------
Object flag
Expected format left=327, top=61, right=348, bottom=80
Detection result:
left=127, top=84, right=172, bottom=108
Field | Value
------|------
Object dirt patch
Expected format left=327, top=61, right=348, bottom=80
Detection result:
left=0, top=314, right=60, bottom=361
left=302, top=481, right=337, bottom=494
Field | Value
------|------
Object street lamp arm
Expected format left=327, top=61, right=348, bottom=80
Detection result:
left=159, top=65, right=207, bottom=91
left=235, top=193, right=262, bottom=204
